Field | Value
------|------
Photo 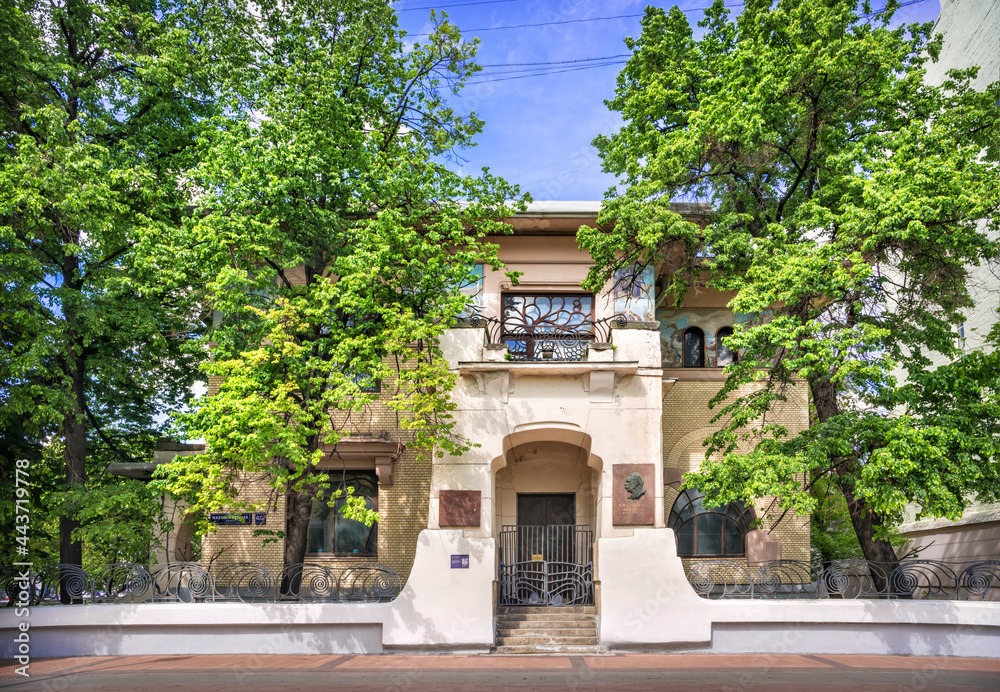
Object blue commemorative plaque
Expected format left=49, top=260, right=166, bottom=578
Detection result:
left=450, top=554, right=470, bottom=569
left=209, top=512, right=253, bottom=525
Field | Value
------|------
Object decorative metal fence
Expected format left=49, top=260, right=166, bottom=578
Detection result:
left=466, top=312, right=627, bottom=362
left=685, top=558, right=1000, bottom=600
left=498, top=525, right=594, bottom=606
left=0, top=562, right=402, bottom=605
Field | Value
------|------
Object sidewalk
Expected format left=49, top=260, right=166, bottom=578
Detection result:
left=3, top=653, right=1000, bottom=691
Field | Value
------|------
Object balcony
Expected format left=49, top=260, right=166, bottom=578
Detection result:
left=450, top=312, right=662, bottom=405
left=466, top=294, right=627, bottom=363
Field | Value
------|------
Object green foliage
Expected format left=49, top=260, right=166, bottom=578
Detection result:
left=0, top=0, right=229, bottom=564
left=152, top=0, right=526, bottom=563
left=809, top=473, right=863, bottom=563
left=583, top=0, right=999, bottom=562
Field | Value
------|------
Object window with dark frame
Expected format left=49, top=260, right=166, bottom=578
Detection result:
left=306, top=472, right=378, bottom=555
left=683, top=327, right=705, bottom=368
left=351, top=371, right=381, bottom=393
left=667, top=487, right=754, bottom=557
left=716, top=326, right=737, bottom=367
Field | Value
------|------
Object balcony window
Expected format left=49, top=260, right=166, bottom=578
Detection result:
left=502, top=294, right=594, bottom=361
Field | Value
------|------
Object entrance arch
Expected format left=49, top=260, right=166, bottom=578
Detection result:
left=492, top=426, right=602, bottom=606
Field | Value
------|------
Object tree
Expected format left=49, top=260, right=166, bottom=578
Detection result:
left=155, top=0, right=524, bottom=576
left=580, top=0, right=1000, bottom=576
left=0, top=0, right=225, bottom=566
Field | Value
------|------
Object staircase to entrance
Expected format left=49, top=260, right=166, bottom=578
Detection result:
left=494, top=605, right=600, bottom=654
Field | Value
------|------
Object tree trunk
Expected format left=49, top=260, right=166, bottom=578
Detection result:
left=279, top=487, right=312, bottom=598
left=811, top=376, right=900, bottom=594
left=60, top=246, right=86, bottom=587
left=59, top=335, right=86, bottom=602
left=837, top=480, right=901, bottom=594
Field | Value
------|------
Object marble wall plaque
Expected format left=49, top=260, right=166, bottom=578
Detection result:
left=439, top=490, right=482, bottom=527
left=612, top=463, right=655, bottom=526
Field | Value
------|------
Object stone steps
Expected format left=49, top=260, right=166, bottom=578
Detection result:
left=494, top=606, right=601, bottom=654
left=493, top=644, right=600, bottom=655
left=500, top=605, right=596, bottom=615
left=497, top=626, right=596, bottom=637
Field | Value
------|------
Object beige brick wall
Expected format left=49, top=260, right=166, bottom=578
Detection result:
left=662, top=379, right=812, bottom=568
left=200, top=474, right=286, bottom=576
left=200, top=358, right=432, bottom=584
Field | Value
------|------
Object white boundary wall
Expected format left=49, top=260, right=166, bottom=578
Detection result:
left=3, top=529, right=999, bottom=658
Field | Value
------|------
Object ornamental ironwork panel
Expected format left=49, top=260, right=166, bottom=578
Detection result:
left=213, top=562, right=273, bottom=603
left=31, top=564, right=92, bottom=605
left=502, top=295, right=593, bottom=361
left=0, top=562, right=403, bottom=606
left=151, top=562, right=215, bottom=603
left=502, top=294, right=593, bottom=361
left=338, top=563, right=402, bottom=602
left=498, top=524, right=594, bottom=606
left=466, top=308, right=626, bottom=362
left=91, top=563, right=154, bottom=603
left=683, top=558, right=1000, bottom=600
left=277, top=563, right=338, bottom=601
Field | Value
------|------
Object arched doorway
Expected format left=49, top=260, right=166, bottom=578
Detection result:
left=492, top=428, right=601, bottom=606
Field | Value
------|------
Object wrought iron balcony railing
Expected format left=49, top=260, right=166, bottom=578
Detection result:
left=466, top=312, right=626, bottom=362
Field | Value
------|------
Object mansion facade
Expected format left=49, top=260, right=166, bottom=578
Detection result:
left=151, top=201, right=811, bottom=649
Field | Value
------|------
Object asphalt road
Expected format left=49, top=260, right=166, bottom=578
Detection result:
left=2, top=653, right=999, bottom=691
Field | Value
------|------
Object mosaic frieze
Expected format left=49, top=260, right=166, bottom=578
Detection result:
left=657, top=308, right=744, bottom=367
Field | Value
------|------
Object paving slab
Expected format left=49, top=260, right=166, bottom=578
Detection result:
left=2, top=652, right=999, bottom=691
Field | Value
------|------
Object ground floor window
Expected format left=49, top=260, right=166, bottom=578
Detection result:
left=307, top=471, right=378, bottom=555
left=668, top=487, right=753, bottom=556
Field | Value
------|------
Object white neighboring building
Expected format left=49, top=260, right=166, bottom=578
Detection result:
left=897, top=0, right=1000, bottom=561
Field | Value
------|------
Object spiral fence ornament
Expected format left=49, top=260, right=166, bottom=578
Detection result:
left=820, top=559, right=879, bottom=598
left=887, top=560, right=961, bottom=599
left=151, top=562, right=215, bottom=603
left=751, top=560, right=817, bottom=597
left=213, top=563, right=274, bottom=603
left=278, top=563, right=338, bottom=601
left=688, top=560, right=754, bottom=599
left=958, top=561, right=1000, bottom=600
left=466, top=313, right=503, bottom=343
left=92, top=563, right=153, bottom=603
left=684, top=558, right=1000, bottom=600
left=339, top=564, right=402, bottom=602
left=594, top=314, right=629, bottom=341
left=0, top=566, right=33, bottom=606
left=33, top=564, right=93, bottom=605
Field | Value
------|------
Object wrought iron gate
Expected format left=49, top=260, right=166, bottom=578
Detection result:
left=498, top=525, right=594, bottom=606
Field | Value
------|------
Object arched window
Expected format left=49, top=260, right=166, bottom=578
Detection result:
left=683, top=327, right=704, bottom=368
left=668, top=488, right=754, bottom=556
left=716, top=327, right=737, bottom=367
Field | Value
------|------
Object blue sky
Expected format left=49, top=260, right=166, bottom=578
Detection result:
left=393, top=0, right=942, bottom=201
